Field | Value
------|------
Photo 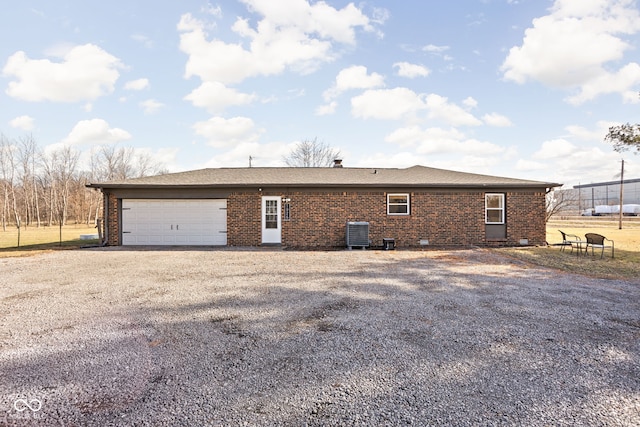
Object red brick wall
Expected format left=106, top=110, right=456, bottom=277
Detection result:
left=227, top=192, right=262, bottom=246
left=104, top=192, right=119, bottom=245
left=103, top=188, right=548, bottom=248
left=506, top=191, right=547, bottom=246
left=227, top=189, right=547, bottom=249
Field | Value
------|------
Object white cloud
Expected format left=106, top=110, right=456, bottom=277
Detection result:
left=501, top=0, right=640, bottom=103
left=62, top=119, right=132, bottom=146
left=131, top=34, right=153, bottom=49
left=423, top=44, right=449, bottom=53
left=532, top=139, right=578, bottom=160
left=178, top=1, right=376, bottom=85
left=385, top=125, right=503, bottom=155
left=515, top=159, right=547, bottom=171
left=393, top=62, right=430, bottom=78
left=192, top=116, right=263, bottom=148
left=202, top=3, right=223, bottom=17
left=385, top=126, right=462, bottom=147
left=184, top=82, right=256, bottom=114
left=9, top=115, right=34, bottom=131
left=124, top=78, right=149, bottom=91
left=351, top=87, right=425, bottom=120
left=42, top=42, right=76, bottom=58
left=354, top=150, right=507, bottom=177
left=565, top=120, right=616, bottom=140
left=334, top=65, right=384, bottom=91
left=565, top=148, right=628, bottom=177
left=239, top=0, right=375, bottom=44
left=3, top=44, right=123, bottom=102
left=155, top=147, right=180, bottom=170
left=371, top=7, right=390, bottom=25
left=140, top=99, right=165, bottom=115
left=425, top=94, right=483, bottom=126
left=482, top=112, right=513, bottom=127
left=322, top=65, right=384, bottom=101
left=462, top=97, right=478, bottom=109
left=443, top=155, right=504, bottom=174
left=315, top=101, right=337, bottom=116
left=527, top=142, right=626, bottom=186
left=565, top=63, right=640, bottom=105
left=351, top=89, right=482, bottom=127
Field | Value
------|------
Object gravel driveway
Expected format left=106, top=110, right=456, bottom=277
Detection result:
left=1, top=248, right=639, bottom=426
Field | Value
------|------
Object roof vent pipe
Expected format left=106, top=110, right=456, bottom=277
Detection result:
left=333, top=159, right=343, bottom=168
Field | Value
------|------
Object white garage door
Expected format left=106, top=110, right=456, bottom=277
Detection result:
left=122, top=199, right=227, bottom=245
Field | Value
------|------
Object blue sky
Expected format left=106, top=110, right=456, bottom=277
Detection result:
left=1, top=0, right=639, bottom=187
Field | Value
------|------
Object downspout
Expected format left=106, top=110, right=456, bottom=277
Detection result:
left=100, top=191, right=109, bottom=246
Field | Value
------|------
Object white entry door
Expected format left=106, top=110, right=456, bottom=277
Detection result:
left=122, top=199, right=227, bottom=245
left=261, top=196, right=281, bottom=244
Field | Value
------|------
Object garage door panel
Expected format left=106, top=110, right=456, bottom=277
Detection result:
left=122, top=199, right=227, bottom=246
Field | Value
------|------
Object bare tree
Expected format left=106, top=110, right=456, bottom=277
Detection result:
left=92, top=145, right=133, bottom=181
left=91, top=145, right=166, bottom=180
left=17, top=135, right=41, bottom=227
left=134, top=150, right=168, bottom=177
left=85, top=156, right=104, bottom=225
left=283, top=138, right=341, bottom=167
left=40, top=146, right=80, bottom=243
left=546, top=188, right=578, bottom=221
left=0, top=135, right=168, bottom=242
left=0, top=135, right=22, bottom=244
left=0, top=135, right=10, bottom=231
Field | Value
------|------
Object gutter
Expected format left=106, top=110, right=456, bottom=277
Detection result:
left=87, top=182, right=563, bottom=190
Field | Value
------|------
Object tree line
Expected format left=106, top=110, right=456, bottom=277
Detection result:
left=0, top=136, right=338, bottom=239
left=0, top=134, right=166, bottom=241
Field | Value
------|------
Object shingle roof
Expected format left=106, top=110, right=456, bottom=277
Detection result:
left=88, top=165, right=560, bottom=189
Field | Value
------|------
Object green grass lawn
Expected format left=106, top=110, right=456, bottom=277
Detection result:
left=0, top=224, right=99, bottom=256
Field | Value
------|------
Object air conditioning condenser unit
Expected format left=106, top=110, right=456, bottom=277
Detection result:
left=346, top=221, right=369, bottom=249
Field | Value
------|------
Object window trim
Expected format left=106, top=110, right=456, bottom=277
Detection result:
left=387, top=193, right=410, bottom=216
left=485, top=193, right=505, bottom=224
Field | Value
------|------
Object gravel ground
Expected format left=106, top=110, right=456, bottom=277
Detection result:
left=0, top=247, right=639, bottom=426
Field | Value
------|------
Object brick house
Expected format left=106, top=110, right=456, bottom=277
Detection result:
left=87, top=164, right=560, bottom=249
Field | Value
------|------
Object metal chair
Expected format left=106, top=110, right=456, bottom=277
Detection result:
left=558, top=230, right=580, bottom=253
left=584, top=233, right=614, bottom=258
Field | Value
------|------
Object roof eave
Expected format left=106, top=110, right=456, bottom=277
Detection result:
left=87, top=182, right=561, bottom=190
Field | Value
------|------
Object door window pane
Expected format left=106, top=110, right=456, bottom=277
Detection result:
left=265, top=200, right=278, bottom=229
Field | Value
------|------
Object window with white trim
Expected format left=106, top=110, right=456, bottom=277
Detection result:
left=485, top=193, right=505, bottom=224
left=387, top=193, right=410, bottom=215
